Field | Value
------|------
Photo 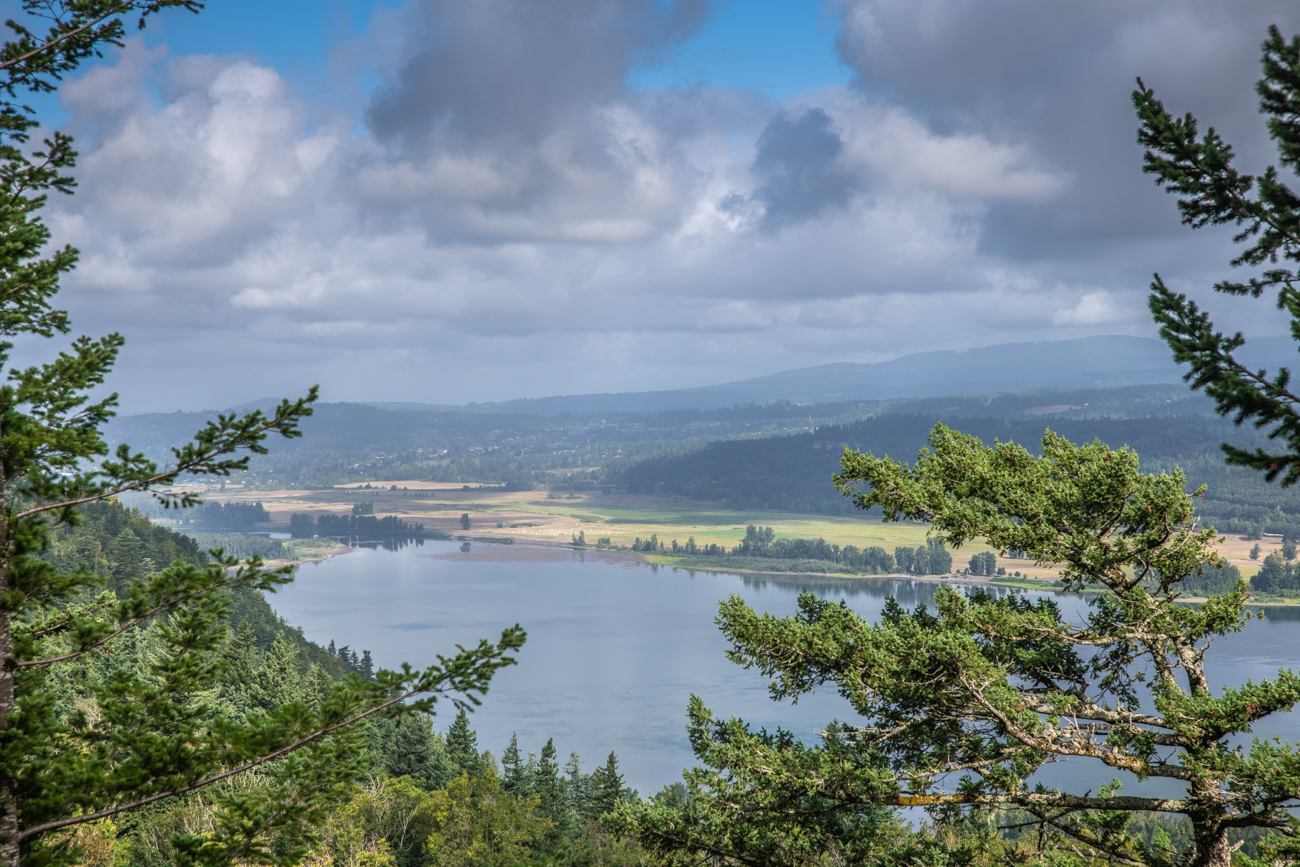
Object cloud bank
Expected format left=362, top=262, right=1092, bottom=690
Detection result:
left=34, top=0, right=1300, bottom=411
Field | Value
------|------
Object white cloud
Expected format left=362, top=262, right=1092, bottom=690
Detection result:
left=1052, top=291, right=1123, bottom=326
left=837, top=105, right=1070, bottom=200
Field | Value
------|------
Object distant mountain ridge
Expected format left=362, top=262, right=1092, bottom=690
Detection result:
left=372, top=335, right=1298, bottom=416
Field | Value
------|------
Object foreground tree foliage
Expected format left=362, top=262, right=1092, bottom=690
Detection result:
left=1139, top=26, right=1300, bottom=485
left=0, top=3, right=525, bottom=865
left=617, top=424, right=1300, bottom=867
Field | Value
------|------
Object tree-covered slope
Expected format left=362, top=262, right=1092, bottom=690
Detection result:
left=617, top=414, right=1300, bottom=534
left=42, top=498, right=358, bottom=678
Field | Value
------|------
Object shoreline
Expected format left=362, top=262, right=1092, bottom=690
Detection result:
left=267, top=536, right=1300, bottom=607
left=260, top=543, right=354, bottom=570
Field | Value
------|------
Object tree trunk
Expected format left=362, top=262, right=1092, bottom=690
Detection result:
left=0, top=601, right=17, bottom=867
left=0, top=466, right=15, bottom=867
left=1191, top=818, right=1231, bottom=867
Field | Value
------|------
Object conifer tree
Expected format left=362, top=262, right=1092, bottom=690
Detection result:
left=246, top=632, right=303, bottom=713
left=446, top=707, right=486, bottom=778
left=587, top=752, right=626, bottom=819
left=384, top=713, right=452, bottom=790
left=502, top=732, right=528, bottom=797
left=1140, top=27, right=1300, bottom=485
left=534, top=739, right=563, bottom=808
left=532, top=738, right=570, bottom=848
left=0, top=4, right=526, bottom=864
left=107, top=530, right=142, bottom=590
left=564, top=751, right=588, bottom=817
left=303, top=664, right=334, bottom=712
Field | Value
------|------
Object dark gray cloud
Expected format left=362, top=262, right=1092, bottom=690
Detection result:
left=367, top=0, right=711, bottom=145
left=347, top=0, right=728, bottom=244
left=835, top=0, right=1300, bottom=264
left=749, top=108, right=857, bottom=230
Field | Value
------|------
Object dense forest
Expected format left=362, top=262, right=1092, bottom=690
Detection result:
left=42, top=499, right=365, bottom=678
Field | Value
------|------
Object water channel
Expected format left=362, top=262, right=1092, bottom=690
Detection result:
left=272, top=539, right=1300, bottom=798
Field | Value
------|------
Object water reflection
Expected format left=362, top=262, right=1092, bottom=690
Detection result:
left=1252, top=604, right=1300, bottom=622
left=327, top=535, right=427, bottom=552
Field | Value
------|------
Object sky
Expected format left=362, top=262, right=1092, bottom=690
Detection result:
left=10, top=0, right=1300, bottom=411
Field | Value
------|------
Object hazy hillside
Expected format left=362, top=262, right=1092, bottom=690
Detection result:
left=105, top=383, right=1221, bottom=489
left=375, top=335, right=1297, bottom=416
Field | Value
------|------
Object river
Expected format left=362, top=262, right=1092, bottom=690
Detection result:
left=271, top=540, right=1300, bottom=798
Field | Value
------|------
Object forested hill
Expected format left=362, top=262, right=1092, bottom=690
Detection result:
left=617, top=414, right=1300, bottom=535
left=44, top=499, right=363, bottom=678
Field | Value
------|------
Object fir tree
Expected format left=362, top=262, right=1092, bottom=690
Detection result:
left=501, top=732, right=528, bottom=797
left=246, top=632, right=303, bottom=713
left=587, top=752, right=626, bottom=819
left=107, top=530, right=142, bottom=592
left=227, top=620, right=260, bottom=681
left=524, top=751, right=539, bottom=783
left=533, top=738, right=569, bottom=848
left=564, top=751, right=588, bottom=817
left=446, top=707, right=485, bottom=778
left=303, top=664, right=334, bottom=712
left=384, top=713, right=453, bottom=790
left=534, top=739, right=562, bottom=806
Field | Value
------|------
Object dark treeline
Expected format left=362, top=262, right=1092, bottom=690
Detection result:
left=630, top=524, right=954, bottom=576
left=173, top=499, right=269, bottom=529
left=1249, top=553, right=1300, bottom=596
left=617, top=414, right=1300, bottom=534
left=1177, top=563, right=1246, bottom=598
left=289, top=511, right=427, bottom=537
left=182, top=532, right=288, bottom=561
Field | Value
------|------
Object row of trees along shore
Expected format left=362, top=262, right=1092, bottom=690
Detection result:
left=613, top=524, right=955, bottom=576
left=11, top=3, right=1300, bottom=867
left=288, top=511, right=428, bottom=538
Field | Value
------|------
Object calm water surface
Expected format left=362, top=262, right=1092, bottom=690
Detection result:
left=272, top=541, right=1300, bottom=797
